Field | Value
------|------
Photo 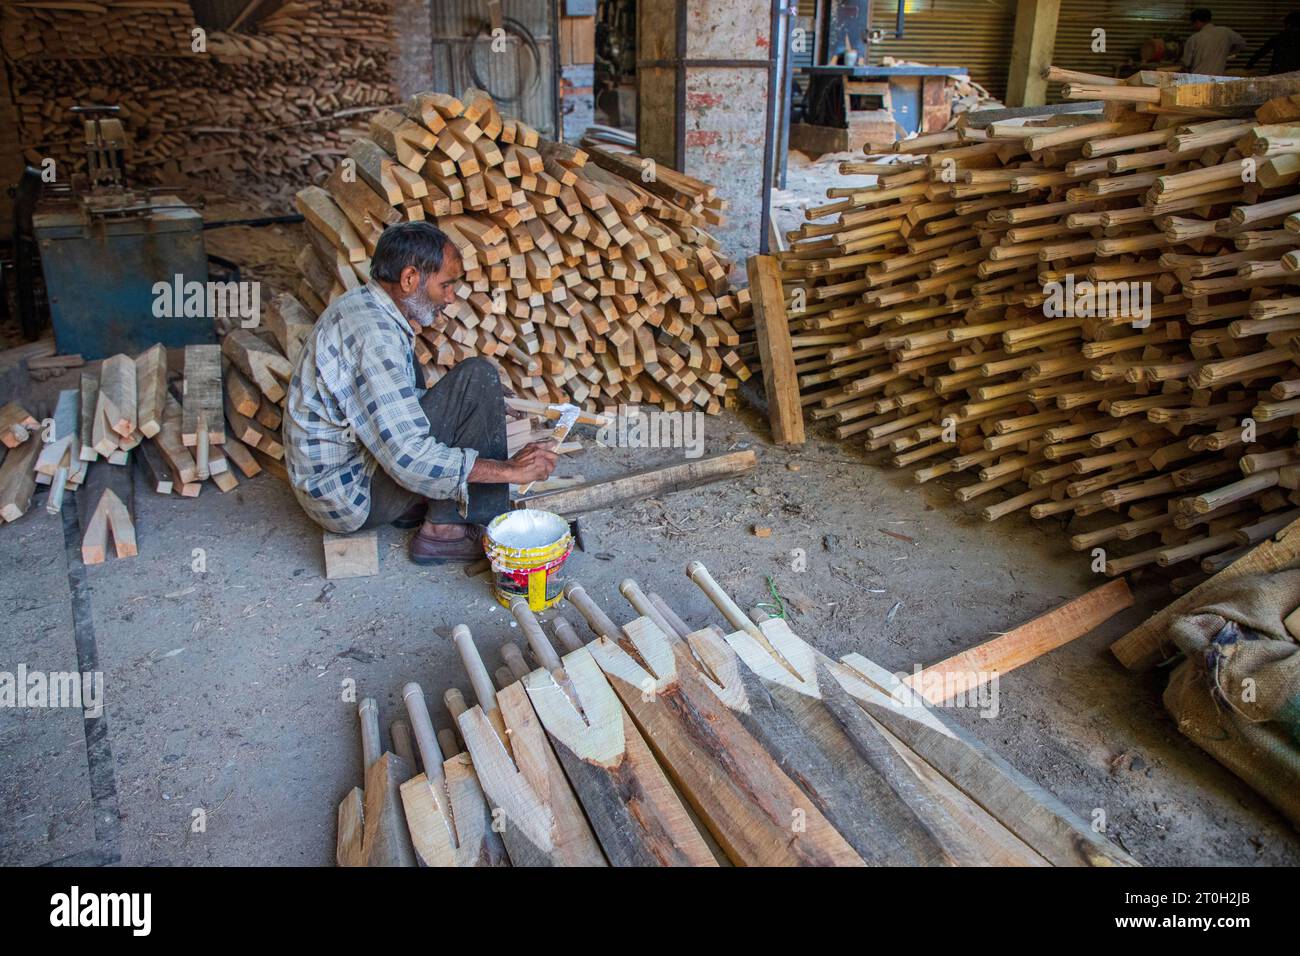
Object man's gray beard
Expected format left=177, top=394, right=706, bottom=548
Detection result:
left=396, top=285, right=440, bottom=328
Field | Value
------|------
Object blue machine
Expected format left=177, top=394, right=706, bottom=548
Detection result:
left=30, top=105, right=216, bottom=360
left=33, top=198, right=214, bottom=361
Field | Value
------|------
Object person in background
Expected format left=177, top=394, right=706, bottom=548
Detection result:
left=1178, top=8, right=1247, bottom=76
left=1247, top=12, right=1300, bottom=75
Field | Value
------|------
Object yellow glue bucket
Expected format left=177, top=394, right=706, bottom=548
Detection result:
left=483, top=510, right=574, bottom=611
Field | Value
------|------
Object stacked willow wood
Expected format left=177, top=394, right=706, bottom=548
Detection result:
left=2, top=0, right=394, bottom=199
left=778, top=69, right=1300, bottom=586
left=294, top=88, right=749, bottom=414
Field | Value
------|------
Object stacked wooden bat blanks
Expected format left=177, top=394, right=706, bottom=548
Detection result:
left=3, top=0, right=395, bottom=202
left=608, top=565, right=1136, bottom=866
left=293, top=87, right=751, bottom=416
left=772, top=68, right=1300, bottom=589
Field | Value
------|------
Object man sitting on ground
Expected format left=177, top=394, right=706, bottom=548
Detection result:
left=284, top=221, right=557, bottom=563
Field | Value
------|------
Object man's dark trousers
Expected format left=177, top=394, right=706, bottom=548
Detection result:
left=360, top=357, right=510, bottom=529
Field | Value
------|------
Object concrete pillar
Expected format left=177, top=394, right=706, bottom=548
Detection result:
left=1006, top=0, right=1060, bottom=107
left=393, top=0, right=434, bottom=98
left=637, top=0, right=774, bottom=267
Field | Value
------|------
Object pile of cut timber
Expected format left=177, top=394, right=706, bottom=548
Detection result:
left=294, top=87, right=750, bottom=414
left=3, top=0, right=395, bottom=202
left=766, top=68, right=1300, bottom=590
left=342, top=563, right=1136, bottom=866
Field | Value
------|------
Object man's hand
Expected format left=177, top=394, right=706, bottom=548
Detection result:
left=508, top=441, right=559, bottom=483
left=468, top=441, right=558, bottom=485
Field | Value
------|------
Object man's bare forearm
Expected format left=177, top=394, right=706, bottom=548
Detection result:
left=468, top=457, right=517, bottom=484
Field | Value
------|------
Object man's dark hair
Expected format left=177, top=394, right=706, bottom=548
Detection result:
left=1190, top=7, right=1212, bottom=23
left=370, top=221, right=459, bottom=283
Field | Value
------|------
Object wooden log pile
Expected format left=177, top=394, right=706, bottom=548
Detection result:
left=2, top=0, right=395, bottom=202
left=343, top=563, right=1137, bottom=866
left=294, top=88, right=750, bottom=414
left=769, top=68, right=1300, bottom=590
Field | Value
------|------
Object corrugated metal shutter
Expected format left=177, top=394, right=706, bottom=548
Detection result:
left=865, top=0, right=1296, bottom=105
left=865, top=0, right=1017, bottom=101
left=430, top=0, right=556, bottom=135
left=1050, top=0, right=1298, bottom=95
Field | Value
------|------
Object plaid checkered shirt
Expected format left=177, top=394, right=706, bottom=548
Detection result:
left=283, top=282, right=476, bottom=533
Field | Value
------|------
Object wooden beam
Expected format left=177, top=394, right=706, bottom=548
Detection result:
left=77, top=459, right=136, bottom=563
left=1006, top=0, right=1061, bottom=108
left=78, top=372, right=99, bottom=462
left=747, top=255, right=805, bottom=445
left=907, top=578, right=1133, bottom=703
left=518, top=449, right=757, bottom=515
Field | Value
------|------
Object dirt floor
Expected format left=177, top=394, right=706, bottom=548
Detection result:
left=2, top=182, right=1298, bottom=867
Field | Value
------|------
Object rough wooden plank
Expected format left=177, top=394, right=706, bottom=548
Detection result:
left=747, top=255, right=805, bottom=445
left=78, top=372, right=99, bottom=462
left=832, top=654, right=1138, bottom=866
left=224, top=364, right=261, bottom=418
left=181, top=344, right=224, bottom=480
left=98, top=353, right=137, bottom=438
left=909, top=578, right=1134, bottom=703
left=136, top=440, right=174, bottom=495
left=266, top=292, right=316, bottom=367
left=519, top=449, right=757, bottom=516
left=134, top=343, right=167, bottom=438
left=1161, top=72, right=1300, bottom=109
left=1111, top=516, right=1300, bottom=670
left=222, top=437, right=261, bottom=478
left=156, top=394, right=199, bottom=486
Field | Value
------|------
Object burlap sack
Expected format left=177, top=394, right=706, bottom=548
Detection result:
left=1163, top=569, right=1300, bottom=828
